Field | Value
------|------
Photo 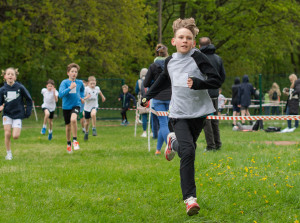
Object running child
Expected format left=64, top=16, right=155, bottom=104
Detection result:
left=83, top=76, right=106, bottom=141
left=118, top=85, right=136, bottom=126
left=40, top=79, right=58, bottom=140
left=58, top=63, right=85, bottom=153
left=0, top=67, right=33, bottom=160
left=79, top=80, right=87, bottom=133
left=141, top=18, right=221, bottom=216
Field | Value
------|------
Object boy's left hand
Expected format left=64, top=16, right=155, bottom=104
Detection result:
left=102, top=97, right=106, bottom=102
left=187, top=78, right=193, bottom=88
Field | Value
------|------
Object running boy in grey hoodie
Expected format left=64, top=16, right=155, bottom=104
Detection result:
left=141, top=18, right=221, bottom=216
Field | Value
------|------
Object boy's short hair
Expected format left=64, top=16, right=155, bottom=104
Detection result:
left=47, top=79, right=55, bottom=86
left=155, top=44, right=169, bottom=57
left=67, top=63, right=80, bottom=72
left=88, top=76, right=96, bottom=82
left=122, top=84, right=128, bottom=89
left=1, top=67, right=19, bottom=77
left=172, top=18, right=199, bottom=38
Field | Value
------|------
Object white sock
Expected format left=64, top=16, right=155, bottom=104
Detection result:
left=43, top=124, right=47, bottom=128
left=49, top=129, right=52, bottom=133
left=82, top=128, right=86, bottom=132
left=7, top=150, right=12, bottom=155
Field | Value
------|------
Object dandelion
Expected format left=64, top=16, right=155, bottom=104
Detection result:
left=244, top=174, right=248, bottom=177
left=200, top=184, right=203, bottom=186
left=294, top=220, right=299, bottom=223
left=254, top=190, right=257, bottom=194
left=273, top=183, right=277, bottom=187
left=240, top=210, right=244, bottom=214
left=227, top=165, right=231, bottom=170
left=251, top=158, right=255, bottom=163
left=286, top=184, right=294, bottom=188
left=245, top=167, right=248, bottom=172
left=265, top=200, right=269, bottom=204
left=117, top=198, right=120, bottom=201
left=233, top=203, right=236, bottom=206
left=276, top=190, right=279, bottom=194
left=254, top=221, right=257, bottom=223
left=263, top=195, right=267, bottom=198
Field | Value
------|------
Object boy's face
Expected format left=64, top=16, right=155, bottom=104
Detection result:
left=122, top=88, right=128, bottom=94
left=88, top=80, right=96, bottom=88
left=46, top=83, right=54, bottom=91
left=4, top=68, right=16, bottom=85
left=67, top=67, right=78, bottom=81
left=171, top=28, right=196, bottom=54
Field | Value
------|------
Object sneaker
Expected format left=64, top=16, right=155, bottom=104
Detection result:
left=48, top=132, right=53, bottom=140
left=287, top=127, right=296, bottom=132
left=281, top=127, right=290, bottom=133
left=164, top=132, right=176, bottom=161
left=121, top=120, right=125, bottom=125
left=92, top=128, right=97, bottom=136
left=41, top=127, right=46, bottom=135
left=73, top=140, right=80, bottom=150
left=84, top=133, right=88, bottom=141
left=5, top=153, right=13, bottom=160
left=155, top=150, right=161, bottom=155
left=184, top=197, right=200, bottom=216
left=204, top=147, right=214, bottom=152
left=138, top=120, right=143, bottom=124
left=141, top=132, right=147, bottom=137
left=67, top=145, right=73, bottom=154
left=124, top=121, right=129, bottom=126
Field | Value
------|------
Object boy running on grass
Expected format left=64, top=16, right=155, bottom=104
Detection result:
left=118, top=85, right=136, bottom=126
left=141, top=18, right=221, bottom=216
left=40, top=79, right=58, bottom=140
left=59, top=63, right=85, bottom=153
left=0, top=67, right=32, bottom=160
left=83, top=76, right=106, bottom=141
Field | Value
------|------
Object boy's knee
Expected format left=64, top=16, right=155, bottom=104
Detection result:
left=13, top=135, right=19, bottom=140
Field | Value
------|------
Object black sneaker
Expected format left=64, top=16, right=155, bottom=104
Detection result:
left=84, top=133, right=88, bottom=141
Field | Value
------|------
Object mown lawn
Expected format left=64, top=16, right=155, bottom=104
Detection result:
left=0, top=110, right=299, bottom=222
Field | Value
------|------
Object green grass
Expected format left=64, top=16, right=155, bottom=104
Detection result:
left=0, top=111, right=299, bottom=222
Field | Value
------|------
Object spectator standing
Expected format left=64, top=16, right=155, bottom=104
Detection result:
left=144, top=44, right=171, bottom=155
left=238, top=75, right=255, bottom=124
left=281, top=74, right=300, bottom=132
left=268, top=82, right=281, bottom=115
left=231, top=77, right=240, bottom=126
left=199, top=37, right=226, bottom=151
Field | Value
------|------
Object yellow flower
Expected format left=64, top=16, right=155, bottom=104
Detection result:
left=276, top=190, right=279, bottom=194
left=227, top=166, right=231, bottom=170
left=254, top=221, right=257, bottom=223
left=265, top=200, right=269, bottom=203
left=263, top=195, right=267, bottom=198
left=245, top=167, right=248, bottom=172
left=254, top=191, right=257, bottom=194
left=117, top=198, right=120, bottom=200
left=294, top=220, right=299, bottom=223
left=240, top=211, right=244, bottom=214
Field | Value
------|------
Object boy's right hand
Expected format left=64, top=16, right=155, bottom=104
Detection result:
left=141, top=98, right=149, bottom=107
left=70, top=82, right=76, bottom=89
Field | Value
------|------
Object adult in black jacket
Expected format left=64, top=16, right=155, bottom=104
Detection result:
left=144, top=44, right=172, bottom=155
left=231, top=77, right=241, bottom=126
left=199, top=37, right=226, bottom=151
left=238, top=75, right=255, bottom=124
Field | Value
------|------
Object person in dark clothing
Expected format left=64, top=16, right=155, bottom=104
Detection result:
left=238, top=75, right=255, bottom=124
left=144, top=43, right=172, bottom=155
left=0, top=67, right=32, bottom=160
left=281, top=74, right=300, bottom=132
left=231, top=77, right=241, bottom=126
left=199, top=37, right=226, bottom=151
left=118, top=84, right=136, bottom=126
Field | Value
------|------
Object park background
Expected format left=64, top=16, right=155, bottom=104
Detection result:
left=1, top=0, right=300, bottom=105
left=0, top=1, right=300, bottom=222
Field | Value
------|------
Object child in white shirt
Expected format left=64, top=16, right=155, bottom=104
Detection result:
left=83, top=76, right=105, bottom=140
left=41, top=79, right=58, bottom=140
left=218, top=88, right=227, bottom=116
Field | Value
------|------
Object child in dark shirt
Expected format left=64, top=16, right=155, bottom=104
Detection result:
left=118, top=85, right=136, bottom=126
left=0, top=67, right=32, bottom=160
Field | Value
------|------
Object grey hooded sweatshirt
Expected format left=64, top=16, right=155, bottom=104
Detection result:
left=145, top=48, right=222, bottom=119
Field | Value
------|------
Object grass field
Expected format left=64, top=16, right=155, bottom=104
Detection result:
left=0, top=110, right=299, bottom=223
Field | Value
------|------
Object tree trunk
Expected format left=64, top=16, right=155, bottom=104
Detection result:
left=180, top=1, right=186, bottom=19
left=158, top=0, right=162, bottom=43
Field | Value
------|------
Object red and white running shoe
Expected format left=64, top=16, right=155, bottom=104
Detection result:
left=73, top=140, right=80, bottom=150
left=184, top=196, right=200, bottom=216
left=164, top=132, right=176, bottom=161
left=67, top=145, right=73, bottom=154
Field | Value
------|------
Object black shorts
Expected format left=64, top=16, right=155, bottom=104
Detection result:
left=63, top=106, right=80, bottom=125
left=84, top=108, right=97, bottom=119
left=42, top=108, right=55, bottom=119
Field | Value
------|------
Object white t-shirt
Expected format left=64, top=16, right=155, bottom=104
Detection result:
left=84, top=86, right=101, bottom=112
left=218, top=94, right=226, bottom=109
left=41, top=88, right=58, bottom=112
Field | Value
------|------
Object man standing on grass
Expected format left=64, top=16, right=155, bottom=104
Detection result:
left=199, top=37, right=226, bottom=152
